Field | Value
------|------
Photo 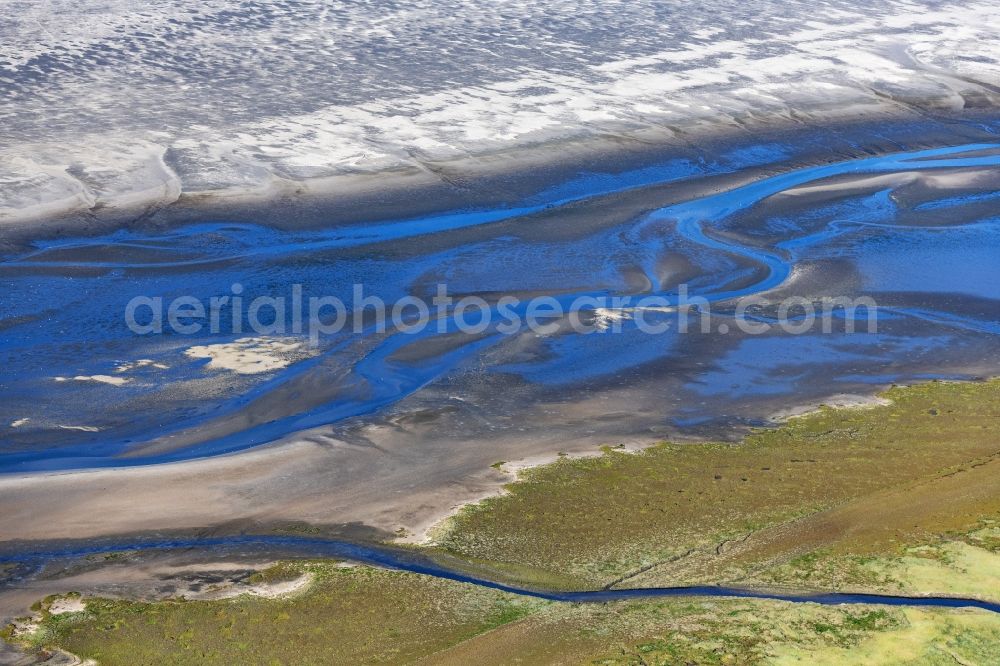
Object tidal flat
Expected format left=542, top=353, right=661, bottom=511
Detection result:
left=2, top=118, right=1000, bottom=554
left=4, top=2, right=1000, bottom=662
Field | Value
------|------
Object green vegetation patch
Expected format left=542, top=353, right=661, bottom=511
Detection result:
left=435, top=379, right=1000, bottom=587
left=10, top=380, right=1000, bottom=664
left=13, top=582, right=1000, bottom=666
left=758, top=521, right=1000, bottom=601
left=13, top=562, right=543, bottom=666
left=419, top=597, right=1000, bottom=666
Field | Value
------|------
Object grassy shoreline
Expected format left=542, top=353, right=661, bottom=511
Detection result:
left=433, top=379, right=1000, bottom=595
left=7, top=378, right=1000, bottom=664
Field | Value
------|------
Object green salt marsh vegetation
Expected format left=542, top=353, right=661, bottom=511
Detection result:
left=8, top=379, right=1000, bottom=664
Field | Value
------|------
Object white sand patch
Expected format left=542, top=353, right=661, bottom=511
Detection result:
left=9, top=596, right=85, bottom=638
left=184, top=337, right=315, bottom=374
left=593, top=306, right=676, bottom=331
left=7, top=597, right=96, bottom=666
left=10, top=417, right=30, bottom=427
left=115, top=359, right=169, bottom=373
left=770, top=394, right=893, bottom=422
left=780, top=172, right=919, bottom=197
left=58, top=652, right=98, bottom=666
left=243, top=573, right=313, bottom=599
left=497, top=441, right=649, bottom=478
left=7, top=616, right=40, bottom=640
left=593, top=307, right=632, bottom=331
left=48, top=596, right=87, bottom=615
left=195, top=573, right=314, bottom=601
left=54, top=374, right=131, bottom=386
left=636, top=306, right=677, bottom=316
left=921, top=169, right=999, bottom=190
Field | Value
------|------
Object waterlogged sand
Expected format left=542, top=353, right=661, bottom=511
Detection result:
left=0, top=425, right=641, bottom=544
left=52, top=375, right=130, bottom=387
left=0, top=378, right=995, bottom=558
left=0, top=94, right=997, bottom=662
left=4, top=119, right=999, bottom=472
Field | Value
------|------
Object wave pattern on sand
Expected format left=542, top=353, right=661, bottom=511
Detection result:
left=1, top=0, right=999, bottom=223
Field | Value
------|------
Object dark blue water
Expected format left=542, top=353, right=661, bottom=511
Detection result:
left=4, top=534, right=999, bottom=613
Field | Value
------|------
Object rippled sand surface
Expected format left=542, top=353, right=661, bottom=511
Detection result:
left=1, top=0, right=999, bottom=224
